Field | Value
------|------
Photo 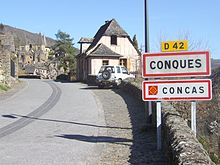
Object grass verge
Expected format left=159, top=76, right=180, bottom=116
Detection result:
left=0, top=83, right=10, bottom=92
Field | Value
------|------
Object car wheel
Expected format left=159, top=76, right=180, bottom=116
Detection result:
left=102, top=70, right=111, bottom=80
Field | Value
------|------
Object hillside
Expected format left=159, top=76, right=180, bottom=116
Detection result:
left=171, top=66, right=220, bottom=162
left=211, top=59, right=220, bottom=70
left=3, top=24, right=56, bottom=47
left=196, top=66, right=220, bottom=160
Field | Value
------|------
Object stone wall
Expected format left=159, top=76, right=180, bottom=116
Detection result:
left=0, top=47, right=11, bottom=83
left=162, top=102, right=214, bottom=164
left=120, top=80, right=214, bottom=164
left=0, top=33, right=17, bottom=86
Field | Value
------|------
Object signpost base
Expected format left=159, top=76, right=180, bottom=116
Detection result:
left=148, top=101, right=152, bottom=123
left=191, top=101, right=197, bottom=136
left=157, top=101, right=162, bottom=150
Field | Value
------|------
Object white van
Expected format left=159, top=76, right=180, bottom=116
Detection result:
left=96, top=65, right=135, bottom=88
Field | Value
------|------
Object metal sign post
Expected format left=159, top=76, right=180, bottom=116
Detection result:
left=191, top=101, right=197, bottom=135
left=148, top=101, right=152, bottom=122
left=144, top=0, right=153, bottom=124
left=142, top=53, right=212, bottom=150
left=157, top=101, right=162, bottom=150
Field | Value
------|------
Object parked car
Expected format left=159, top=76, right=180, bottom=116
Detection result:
left=96, top=65, right=135, bottom=88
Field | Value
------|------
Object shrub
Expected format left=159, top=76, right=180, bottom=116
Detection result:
left=0, top=83, right=10, bottom=92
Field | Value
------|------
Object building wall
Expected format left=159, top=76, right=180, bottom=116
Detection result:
left=18, top=44, right=50, bottom=65
left=88, top=36, right=139, bottom=72
left=0, top=48, right=11, bottom=83
left=90, top=58, right=119, bottom=75
left=76, top=53, right=88, bottom=81
left=98, top=36, right=138, bottom=58
left=80, top=43, right=91, bottom=54
left=0, top=34, right=17, bottom=85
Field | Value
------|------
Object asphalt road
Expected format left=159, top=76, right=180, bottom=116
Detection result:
left=0, top=79, right=106, bottom=165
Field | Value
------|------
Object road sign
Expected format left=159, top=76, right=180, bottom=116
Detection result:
left=161, top=40, right=188, bottom=52
left=142, top=51, right=210, bottom=78
left=142, top=79, right=212, bottom=101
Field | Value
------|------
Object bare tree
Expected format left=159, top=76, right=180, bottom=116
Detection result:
left=178, top=31, right=209, bottom=51
left=153, top=31, right=210, bottom=52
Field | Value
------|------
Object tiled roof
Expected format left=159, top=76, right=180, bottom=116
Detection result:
left=103, top=19, right=128, bottom=37
left=78, top=37, right=94, bottom=43
left=88, top=43, right=122, bottom=57
left=86, top=19, right=128, bottom=53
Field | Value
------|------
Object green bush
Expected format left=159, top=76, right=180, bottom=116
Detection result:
left=0, top=83, right=10, bottom=92
left=209, top=152, right=220, bottom=164
left=198, top=136, right=220, bottom=164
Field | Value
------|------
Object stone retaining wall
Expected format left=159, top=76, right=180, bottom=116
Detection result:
left=121, top=81, right=214, bottom=164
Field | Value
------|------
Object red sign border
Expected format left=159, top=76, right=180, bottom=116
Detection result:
left=142, top=51, right=211, bottom=78
left=142, top=79, right=212, bottom=101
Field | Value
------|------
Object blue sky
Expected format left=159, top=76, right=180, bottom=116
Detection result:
left=0, top=0, right=219, bottom=59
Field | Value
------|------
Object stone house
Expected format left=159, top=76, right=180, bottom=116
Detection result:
left=0, top=27, right=17, bottom=86
left=76, top=19, right=140, bottom=81
left=17, top=36, right=51, bottom=77
left=18, top=44, right=50, bottom=66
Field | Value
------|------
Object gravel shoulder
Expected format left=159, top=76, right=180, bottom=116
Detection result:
left=92, top=87, right=169, bottom=165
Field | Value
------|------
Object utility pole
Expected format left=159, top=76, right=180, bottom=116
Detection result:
left=144, top=1, right=162, bottom=150
left=144, top=0, right=152, bottom=123
left=144, top=0, right=150, bottom=52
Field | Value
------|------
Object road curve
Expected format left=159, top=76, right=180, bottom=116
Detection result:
left=0, top=79, right=105, bottom=165
left=0, top=81, right=61, bottom=138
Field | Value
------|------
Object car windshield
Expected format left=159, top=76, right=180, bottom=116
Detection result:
left=99, top=66, right=115, bottom=73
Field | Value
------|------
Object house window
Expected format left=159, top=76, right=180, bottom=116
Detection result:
left=120, top=59, right=127, bottom=68
left=102, top=60, right=109, bottom=65
left=111, top=35, right=117, bottom=45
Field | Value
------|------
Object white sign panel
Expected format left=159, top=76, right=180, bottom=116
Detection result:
left=142, top=51, right=211, bottom=78
left=142, top=79, right=212, bottom=101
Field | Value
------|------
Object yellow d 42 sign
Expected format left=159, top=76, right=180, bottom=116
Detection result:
left=161, top=40, right=188, bottom=52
